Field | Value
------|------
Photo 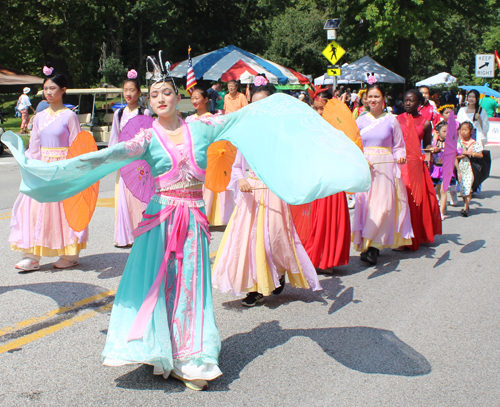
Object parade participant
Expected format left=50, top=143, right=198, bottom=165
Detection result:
left=353, top=89, right=368, bottom=119
left=435, top=106, right=459, bottom=206
left=456, top=122, right=484, bottom=216
left=212, top=77, right=321, bottom=306
left=418, top=86, right=441, bottom=126
left=185, top=86, right=211, bottom=123
left=438, top=104, right=455, bottom=123
left=292, top=89, right=352, bottom=270
left=430, top=121, right=456, bottom=219
left=9, top=67, right=85, bottom=271
left=186, top=85, right=235, bottom=226
left=457, top=90, right=489, bottom=147
left=108, top=68, right=152, bottom=247
left=397, top=90, right=442, bottom=251
left=353, top=83, right=413, bottom=265
left=3, top=52, right=370, bottom=390
left=223, top=80, right=248, bottom=113
left=18, top=87, right=35, bottom=133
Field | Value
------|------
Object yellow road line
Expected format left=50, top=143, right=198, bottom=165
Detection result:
left=0, top=303, right=113, bottom=355
left=0, top=212, right=11, bottom=216
left=210, top=251, right=217, bottom=258
left=96, top=197, right=115, bottom=208
left=0, top=215, right=11, bottom=220
left=0, top=289, right=116, bottom=337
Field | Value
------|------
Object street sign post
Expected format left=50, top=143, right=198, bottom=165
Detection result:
left=475, top=54, right=495, bottom=78
left=322, top=41, right=346, bottom=65
left=327, top=67, right=341, bottom=76
left=323, top=19, right=343, bottom=91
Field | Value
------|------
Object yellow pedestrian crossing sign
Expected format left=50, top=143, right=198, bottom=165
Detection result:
left=327, top=68, right=341, bottom=76
left=322, top=41, right=345, bottom=65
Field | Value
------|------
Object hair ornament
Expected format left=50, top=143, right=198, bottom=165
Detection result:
left=254, top=75, right=268, bottom=87
left=127, top=69, right=138, bottom=79
left=43, top=66, right=54, bottom=76
left=437, top=104, right=454, bottom=113
left=366, top=72, right=377, bottom=85
left=146, top=50, right=178, bottom=93
left=307, top=85, right=328, bottom=102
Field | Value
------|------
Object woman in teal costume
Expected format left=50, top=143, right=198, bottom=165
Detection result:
left=2, top=55, right=370, bottom=391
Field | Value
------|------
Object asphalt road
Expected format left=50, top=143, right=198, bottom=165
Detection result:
left=0, top=147, right=499, bottom=406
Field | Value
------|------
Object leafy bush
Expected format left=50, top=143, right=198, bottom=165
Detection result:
left=99, top=55, right=126, bottom=87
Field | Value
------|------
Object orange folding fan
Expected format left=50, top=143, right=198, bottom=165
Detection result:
left=63, top=131, right=100, bottom=232
left=322, top=98, right=363, bottom=151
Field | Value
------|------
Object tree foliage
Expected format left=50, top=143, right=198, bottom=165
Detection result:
left=1, top=0, right=499, bottom=87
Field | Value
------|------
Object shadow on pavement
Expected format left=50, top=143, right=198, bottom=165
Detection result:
left=114, top=365, right=185, bottom=393
left=460, top=239, right=486, bottom=253
left=113, top=320, right=432, bottom=393
left=0, top=281, right=107, bottom=307
left=220, top=276, right=359, bottom=315
left=212, top=321, right=431, bottom=391
left=78, top=252, right=129, bottom=279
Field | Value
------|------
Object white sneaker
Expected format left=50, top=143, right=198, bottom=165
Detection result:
left=348, top=198, right=355, bottom=209
left=53, top=258, right=79, bottom=269
left=449, top=191, right=458, bottom=206
left=15, top=258, right=40, bottom=271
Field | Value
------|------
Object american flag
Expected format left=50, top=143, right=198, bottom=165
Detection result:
left=186, top=46, right=197, bottom=94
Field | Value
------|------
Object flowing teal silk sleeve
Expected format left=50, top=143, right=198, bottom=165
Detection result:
left=1, top=130, right=150, bottom=203
left=189, top=93, right=371, bottom=205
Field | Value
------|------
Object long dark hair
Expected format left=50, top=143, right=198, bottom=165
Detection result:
left=467, top=90, right=481, bottom=117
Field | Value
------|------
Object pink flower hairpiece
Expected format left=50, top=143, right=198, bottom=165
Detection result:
left=366, top=73, right=377, bottom=85
left=43, top=66, right=54, bottom=76
left=254, top=76, right=268, bottom=86
left=127, top=69, right=138, bottom=79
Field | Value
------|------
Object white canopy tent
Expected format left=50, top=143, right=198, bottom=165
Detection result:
left=314, top=56, right=405, bottom=86
left=339, top=56, right=405, bottom=84
left=313, top=75, right=356, bottom=86
left=415, top=72, right=457, bottom=87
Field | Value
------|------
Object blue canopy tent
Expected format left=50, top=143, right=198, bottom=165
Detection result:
left=459, top=85, right=500, bottom=98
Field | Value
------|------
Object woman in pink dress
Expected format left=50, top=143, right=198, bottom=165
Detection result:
left=353, top=84, right=413, bottom=265
left=212, top=78, right=321, bottom=307
left=185, top=86, right=235, bottom=226
left=108, top=69, right=152, bottom=247
left=10, top=68, right=86, bottom=271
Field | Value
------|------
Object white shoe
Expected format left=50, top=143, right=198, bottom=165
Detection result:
left=449, top=191, right=458, bottom=206
left=15, top=258, right=40, bottom=271
left=53, top=258, right=79, bottom=269
left=348, top=198, right=355, bottom=209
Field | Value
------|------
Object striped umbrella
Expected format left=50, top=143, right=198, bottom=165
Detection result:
left=170, top=45, right=309, bottom=85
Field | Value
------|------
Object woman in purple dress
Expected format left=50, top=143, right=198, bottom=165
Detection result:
left=108, top=69, right=152, bottom=247
left=352, top=84, right=413, bottom=265
left=9, top=68, right=86, bottom=271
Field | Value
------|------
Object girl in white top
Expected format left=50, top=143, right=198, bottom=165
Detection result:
left=457, top=90, right=489, bottom=146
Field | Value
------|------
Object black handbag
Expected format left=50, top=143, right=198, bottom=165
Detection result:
left=471, top=150, right=491, bottom=191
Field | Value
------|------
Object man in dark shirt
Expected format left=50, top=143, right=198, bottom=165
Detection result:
left=207, top=83, right=221, bottom=114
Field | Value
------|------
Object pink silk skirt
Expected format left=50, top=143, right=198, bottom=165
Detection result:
left=9, top=147, right=88, bottom=257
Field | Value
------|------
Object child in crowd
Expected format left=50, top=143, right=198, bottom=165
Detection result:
left=456, top=122, right=484, bottom=217
left=430, top=121, right=457, bottom=219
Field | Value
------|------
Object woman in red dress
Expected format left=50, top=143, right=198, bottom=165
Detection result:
left=397, top=89, right=442, bottom=251
left=291, top=89, right=351, bottom=270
